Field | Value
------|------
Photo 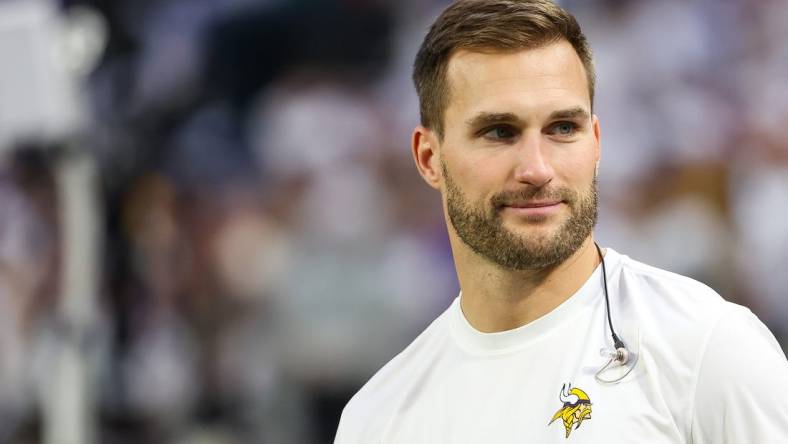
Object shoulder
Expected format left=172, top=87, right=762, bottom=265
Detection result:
left=608, top=249, right=788, bottom=440
left=335, top=303, right=454, bottom=443
left=616, top=252, right=724, bottom=305
left=611, top=250, right=735, bottom=362
left=612, top=250, right=729, bottom=328
left=691, top=305, right=788, bottom=443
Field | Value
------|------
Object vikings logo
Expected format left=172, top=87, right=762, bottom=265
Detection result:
left=548, top=383, right=593, bottom=438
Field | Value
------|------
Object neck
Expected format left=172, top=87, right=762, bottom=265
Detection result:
left=453, top=236, right=600, bottom=333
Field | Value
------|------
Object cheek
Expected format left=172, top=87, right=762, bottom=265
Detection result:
left=447, top=141, right=516, bottom=186
left=443, top=151, right=500, bottom=197
left=453, top=160, right=510, bottom=206
left=553, top=147, right=597, bottom=182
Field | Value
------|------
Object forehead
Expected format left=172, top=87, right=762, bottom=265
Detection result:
left=444, top=41, right=590, bottom=124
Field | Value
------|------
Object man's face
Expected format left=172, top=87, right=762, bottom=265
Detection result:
left=437, top=41, right=601, bottom=270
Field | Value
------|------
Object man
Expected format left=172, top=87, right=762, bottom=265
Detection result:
left=335, top=1, right=788, bottom=442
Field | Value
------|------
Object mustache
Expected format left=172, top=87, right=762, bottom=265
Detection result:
left=490, top=186, right=573, bottom=208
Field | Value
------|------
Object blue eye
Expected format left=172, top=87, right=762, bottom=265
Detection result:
left=552, top=122, right=577, bottom=136
left=483, top=126, right=516, bottom=140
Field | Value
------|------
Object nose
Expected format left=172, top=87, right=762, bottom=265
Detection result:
left=513, top=132, right=554, bottom=187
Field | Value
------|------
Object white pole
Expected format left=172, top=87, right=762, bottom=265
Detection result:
left=0, top=2, right=107, bottom=441
left=45, top=147, right=100, bottom=444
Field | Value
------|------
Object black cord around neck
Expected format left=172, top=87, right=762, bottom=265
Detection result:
left=595, top=242, right=625, bottom=351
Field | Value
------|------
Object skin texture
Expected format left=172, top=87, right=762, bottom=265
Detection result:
left=442, top=155, right=598, bottom=272
left=412, top=40, right=602, bottom=333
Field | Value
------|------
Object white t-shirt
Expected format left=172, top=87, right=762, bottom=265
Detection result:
left=335, top=248, right=788, bottom=443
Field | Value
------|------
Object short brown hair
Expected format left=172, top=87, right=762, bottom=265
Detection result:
left=413, top=0, right=595, bottom=138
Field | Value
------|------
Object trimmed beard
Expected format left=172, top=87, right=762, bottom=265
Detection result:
left=443, top=162, right=598, bottom=271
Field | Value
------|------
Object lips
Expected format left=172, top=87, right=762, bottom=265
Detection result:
left=504, top=200, right=562, bottom=209
left=499, top=200, right=564, bottom=218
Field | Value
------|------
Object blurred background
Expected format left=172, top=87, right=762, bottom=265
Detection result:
left=0, top=0, right=786, bottom=442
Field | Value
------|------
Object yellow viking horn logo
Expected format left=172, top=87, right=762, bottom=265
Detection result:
left=548, top=383, right=593, bottom=438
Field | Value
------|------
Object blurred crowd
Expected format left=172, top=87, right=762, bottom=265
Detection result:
left=1, top=0, right=787, bottom=442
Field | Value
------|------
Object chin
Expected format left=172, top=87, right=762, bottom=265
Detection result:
left=508, top=226, right=561, bottom=247
left=504, top=214, right=564, bottom=231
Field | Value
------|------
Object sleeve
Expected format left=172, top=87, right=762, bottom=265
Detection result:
left=334, top=406, right=354, bottom=444
left=334, top=396, right=373, bottom=444
left=691, top=306, right=788, bottom=444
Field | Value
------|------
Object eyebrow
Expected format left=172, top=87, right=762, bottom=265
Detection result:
left=466, top=112, right=520, bottom=129
left=547, top=107, right=591, bottom=121
left=465, top=107, right=591, bottom=132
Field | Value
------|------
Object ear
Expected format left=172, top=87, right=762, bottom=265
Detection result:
left=591, top=114, right=601, bottom=175
left=412, top=125, right=442, bottom=190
